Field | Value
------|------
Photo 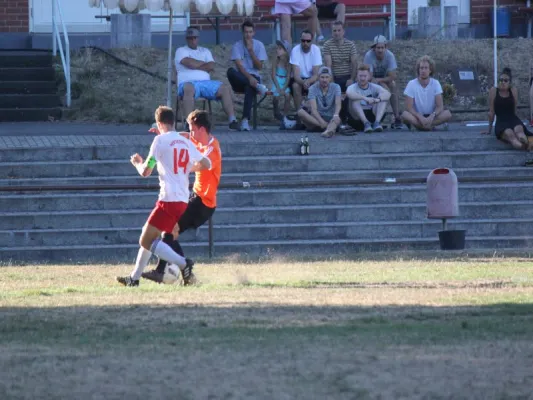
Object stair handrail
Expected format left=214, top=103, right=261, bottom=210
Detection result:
left=52, top=0, right=71, bottom=107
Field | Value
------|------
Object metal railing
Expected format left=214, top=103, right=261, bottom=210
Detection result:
left=52, top=0, right=71, bottom=107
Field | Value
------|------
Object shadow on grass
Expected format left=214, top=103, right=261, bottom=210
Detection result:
left=1, top=302, right=533, bottom=348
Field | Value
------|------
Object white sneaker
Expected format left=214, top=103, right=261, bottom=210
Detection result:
left=240, top=119, right=251, bottom=131
left=256, top=84, right=268, bottom=96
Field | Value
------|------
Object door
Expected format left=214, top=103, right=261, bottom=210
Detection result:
left=408, top=0, right=470, bottom=25
left=30, top=0, right=187, bottom=33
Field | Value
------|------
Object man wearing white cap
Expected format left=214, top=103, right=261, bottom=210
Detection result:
left=363, top=35, right=402, bottom=129
left=297, top=66, right=342, bottom=138
left=175, top=26, right=238, bottom=131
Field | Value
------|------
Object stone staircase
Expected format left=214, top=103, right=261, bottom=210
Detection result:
left=1, top=128, right=533, bottom=263
left=0, top=50, right=62, bottom=122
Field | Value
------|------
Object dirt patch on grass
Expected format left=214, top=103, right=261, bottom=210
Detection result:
left=59, top=38, right=533, bottom=125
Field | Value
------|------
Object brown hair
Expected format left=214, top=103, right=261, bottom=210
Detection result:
left=357, top=64, right=371, bottom=72
left=187, top=109, right=211, bottom=132
left=332, top=20, right=344, bottom=28
left=154, top=106, right=174, bottom=125
left=415, top=55, right=436, bottom=76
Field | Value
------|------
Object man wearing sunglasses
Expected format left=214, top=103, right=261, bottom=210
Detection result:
left=289, top=30, right=323, bottom=111
left=297, top=67, right=341, bottom=138
left=175, top=27, right=238, bottom=131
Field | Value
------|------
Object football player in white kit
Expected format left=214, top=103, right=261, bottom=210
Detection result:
left=117, top=106, right=211, bottom=287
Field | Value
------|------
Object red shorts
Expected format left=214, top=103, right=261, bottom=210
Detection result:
left=147, top=200, right=188, bottom=233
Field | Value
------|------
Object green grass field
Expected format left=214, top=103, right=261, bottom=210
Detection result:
left=1, top=257, right=533, bottom=399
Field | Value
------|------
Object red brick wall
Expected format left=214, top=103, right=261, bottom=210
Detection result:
left=0, top=0, right=29, bottom=32
left=189, top=1, right=408, bottom=31
left=470, top=0, right=527, bottom=25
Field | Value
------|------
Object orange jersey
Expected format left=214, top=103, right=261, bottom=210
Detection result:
left=192, top=136, right=221, bottom=208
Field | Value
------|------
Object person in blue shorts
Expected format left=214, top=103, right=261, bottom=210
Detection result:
left=175, top=26, right=238, bottom=131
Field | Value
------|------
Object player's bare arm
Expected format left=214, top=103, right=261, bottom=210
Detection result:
left=130, top=153, right=154, bottom=177
left=191, top=156, right=211, bottom=172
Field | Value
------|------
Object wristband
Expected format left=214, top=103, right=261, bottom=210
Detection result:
left=147, top=156, right=157, bottom=169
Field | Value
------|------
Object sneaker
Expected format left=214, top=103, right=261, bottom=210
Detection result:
left=372, top=121, right=383, bottom=132
left=141, top=269, right=164, bottom=284
left=256, top=84, right=268, bottom=96
left=116, top=276, right=139, bottom=287
left=392, top=118, right=403, bottom=130
left=240, top=119, right=251, bottom=131
left=229, top=120, right=239, bottom=130
left=181, top=258, right=195, bottom=286
left=364, top=121, right=373, bottom=133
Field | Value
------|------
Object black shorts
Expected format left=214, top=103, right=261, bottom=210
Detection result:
left=177, top=193, right=215, bottom=234
left=317, top=2, right=338, bottom=19
left=334, top=75, right=350, bottom=93
left=347, top=109, right=381, bottom=130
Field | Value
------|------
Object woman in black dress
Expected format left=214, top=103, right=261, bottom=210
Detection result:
left=483, top=67, right=531, bottom=150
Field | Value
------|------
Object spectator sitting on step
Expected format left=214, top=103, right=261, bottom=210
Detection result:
left=275, top=0, right=317, bottom=45
left=346, top=64, right=390, bottom=133
left=482, top=67, right=533, bottom=150
left=401, top=55, right=452, bottom=131
left=313, top=0, right=346, bottom=43
left=290, top=29, right=323, bottom=112
left=297, top=67, right=341, bottom=138
left=227, top=21, right=269, bottom=132
left=363, top=35, right=402, bottom=129
left=175, top=26, right=238, bottom=131
left=270, top=39, right=293, bottom=127
left=529, top=62, right=533, bottom=127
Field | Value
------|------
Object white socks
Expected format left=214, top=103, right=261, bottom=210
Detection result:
left=130, top=247, right=152, bottom=281
left=151, top=239, right=186, bottom=269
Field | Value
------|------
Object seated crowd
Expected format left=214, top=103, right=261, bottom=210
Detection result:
left=176, top=17, right=532, bottom=150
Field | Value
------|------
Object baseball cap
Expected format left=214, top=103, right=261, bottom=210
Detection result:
left=185, top=27, right=200, bottom=37
left=371, top=35, right=387, bottom=48
left=318, top=66, right=332, bottom=76
left=275, top=39, right=290, bottom=53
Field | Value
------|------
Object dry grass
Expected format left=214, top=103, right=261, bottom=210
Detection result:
left=59, top=38, right=533, bottom=125
left=1, top=258, right=533, bottom=399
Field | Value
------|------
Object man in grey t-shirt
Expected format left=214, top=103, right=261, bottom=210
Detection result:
left=297, top=67, right=342, bottom=138
left=346, top=64, right=391, bottom=133
left=363, top=35, right=402, bottom=129
left=227, top=21, right=268, bottom=131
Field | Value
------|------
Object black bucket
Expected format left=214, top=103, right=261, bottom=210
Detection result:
left=438, top=230, right=466, bottom=250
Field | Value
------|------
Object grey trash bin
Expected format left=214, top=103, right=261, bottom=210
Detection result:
left=427, top=168, right=465, bottom=250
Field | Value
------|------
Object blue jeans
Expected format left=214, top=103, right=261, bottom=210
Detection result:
left=226, top=68, right=260, bottom=120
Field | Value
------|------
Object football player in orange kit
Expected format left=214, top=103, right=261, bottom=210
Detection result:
left=142, top=109, right=221, bottom=284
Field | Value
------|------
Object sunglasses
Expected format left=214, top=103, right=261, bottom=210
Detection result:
left=301, top=39, right=312, bottom=43
left=499, top=78, right=509, bottom=83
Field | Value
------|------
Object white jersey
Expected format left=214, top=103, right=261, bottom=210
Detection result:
left=147, top=131, right=206, bottom=202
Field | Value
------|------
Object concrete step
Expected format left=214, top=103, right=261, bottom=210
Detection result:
left=2, top=200, right=533, bottom=230
left=0, top=94, right=60, bottom=108
left=2, top=218, right=533, bottom=247
left=0, top=67, right=55, bottom=81
left=2, top=183, right=533, bottom=212
left=0, top=151, right=526, bottom=179
left=0, top=81, right=57, bottom=95
left=1, top=166, right=532, bottom=187
left=1, top=236, right=532, bottom=263
left=0, top=51, right=53, bottom=68
left=0, top=107, right=62, bottom=122
left=0, top=135, right=515, bottom=163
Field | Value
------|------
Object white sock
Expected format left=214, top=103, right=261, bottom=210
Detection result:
left=130, top=247, right=152, bottom=281
left=151, top=239, right=186, bottom=269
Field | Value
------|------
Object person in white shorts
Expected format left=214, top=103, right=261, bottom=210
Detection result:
left=275, top=0, right=317, bottom=45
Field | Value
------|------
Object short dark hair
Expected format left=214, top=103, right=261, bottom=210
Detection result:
left=155, top=106, right=174, bottom=125
left=241, top=20, right=254, bottom=31
left=332, top=20, right=344, bottom=28
left=187, top=109, right=211, bottom=132
left=501, top=67, right=512, bottom=81
left=301, top=29, right=312, bottom=38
